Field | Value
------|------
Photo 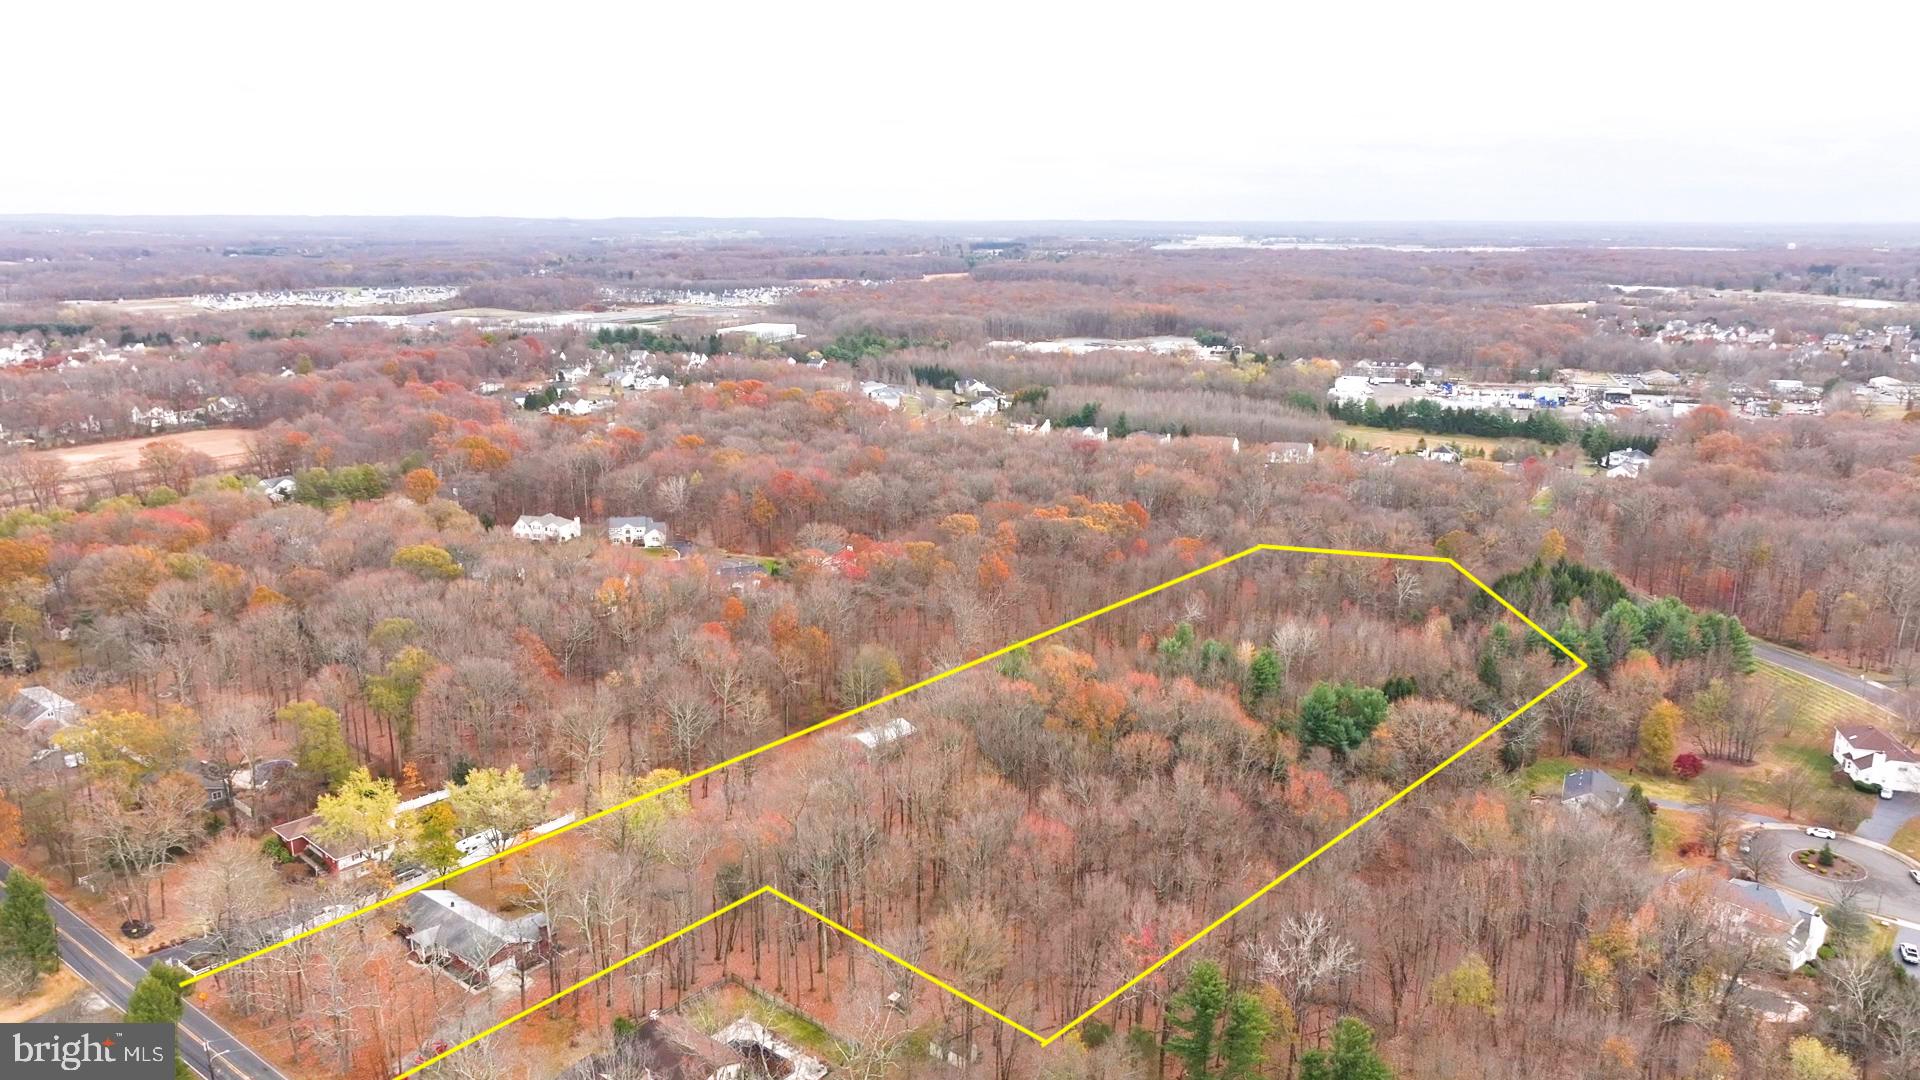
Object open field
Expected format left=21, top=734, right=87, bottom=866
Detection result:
left=1334, top=423, right=1538, bottom=457
left=34, top=426, right=251, bottom=470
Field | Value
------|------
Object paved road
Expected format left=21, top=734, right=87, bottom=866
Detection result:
left=0, top=859, right=289, bottom=1080
left=1741, top=826, right=1920, bottom=925
left=1752, top=640, right=1901, bottom=709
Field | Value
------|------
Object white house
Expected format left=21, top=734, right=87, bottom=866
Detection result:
left=511, top=514, right=583, bottom=542
left=1833, top=724, right=1920, bottom=793
left=257, top=475, right=297, bottom=502
left=1265, top=442, right=1315, bottom=465
left=607, top=515, right=669, bottom=548
left=5, top=687, right=83, bottom=744
left=1604, top=448, right=1653, bottom=470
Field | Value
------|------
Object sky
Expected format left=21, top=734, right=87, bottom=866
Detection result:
left=10, top=1, right=1920, bottom=222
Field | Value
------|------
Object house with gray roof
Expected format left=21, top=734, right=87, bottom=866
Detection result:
left=400, top=888, right=549, bottom=989
left=608, top=515, right=670, bottom=548
left=1666, top=870, right=1826, bottom=970
left=5, top=686, right=82, bottom=744
left=1560, top=769, right=1629, bottom=814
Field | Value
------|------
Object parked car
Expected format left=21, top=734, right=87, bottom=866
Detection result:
left=1899, top=942, right=1920, bottom=966
left=1806, top=826, right=1838, bottom=840
left=1909, top=869, right=1920, bottom=886
left=1881, top=787, right=1895, bottom=800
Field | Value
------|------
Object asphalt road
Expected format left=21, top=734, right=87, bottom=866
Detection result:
left=1741, top=826, right=1920, bottom=924
left=0, top=859, right=288, bottom=1080
left=1752, top=640, right=1901, bottom=709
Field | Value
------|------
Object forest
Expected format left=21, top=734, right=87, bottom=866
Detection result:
left=0, top=223, right=1917, bottom=1080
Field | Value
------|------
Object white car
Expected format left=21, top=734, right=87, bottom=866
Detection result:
left=1806, top=826, right=1838, bottom=840
left=1881, top=788, right=1895, bottom=800
left=1899, top=942, right=1920, bottom=966
left=1910, top=869, right=1920, bottom=886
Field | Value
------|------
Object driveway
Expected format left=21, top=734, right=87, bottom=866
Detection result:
left=1897, top=924, right=1920, bottom=973
left=1856, top=790, right=1920, bottom=845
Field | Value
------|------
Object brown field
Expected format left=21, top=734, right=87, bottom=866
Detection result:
left=37, top=427, right=251, bottom=471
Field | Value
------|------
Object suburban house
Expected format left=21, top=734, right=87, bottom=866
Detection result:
left=257, top=475, right=297, bottom=502
left=1266, top=442, right=1315, bottom=465
left=510, top=514, right=583, bottom=542
left=399, top=888, right=550, bottom=989
left=1560, top=769, right=1630, bottom=814
left=1603, top=448, right=1654, bottom=480
left=272, top=789, right=451, bottom=875
left=607, top=515, right=670, bottom=548
left=1832, top=724, right=1920, bottom=794
left=1667, top=871, right=1827, bottom=971
left=5, top=686, right=83, bottom=744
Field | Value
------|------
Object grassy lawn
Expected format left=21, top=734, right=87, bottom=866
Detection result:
left=684, top=984, right=839, bottom=1057
left=1891, top=819, right=1920, bottom=862
left=1512, top=755, right=1578, bottom=795
left=1651, top=810, right=1697, bottom=870
left=1334, top=425, right=1537, bottom=457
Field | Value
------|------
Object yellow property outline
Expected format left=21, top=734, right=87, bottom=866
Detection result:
left=180, top=545, right=1586, bottom=1076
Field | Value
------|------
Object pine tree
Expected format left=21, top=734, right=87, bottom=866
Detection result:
left=124, top=963, right=194, bottom=1080
left=1219, top=992, right=1273, bottom=1080
left=1165, top=960, right=1229, bottom=1080
left=125, top=961, right=191, bottom=1023
left=1244, top=649, right=1281, bottom=709
left=0, top=869, right=61, bottom=983
left=1299, top=1017, right=1392, bottom=1080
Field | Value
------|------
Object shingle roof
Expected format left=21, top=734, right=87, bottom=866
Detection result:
left=607, top=515, right=665, bottom=532
left=402, top=889, right=545, bottom=970
left=1837, top=724, right=1918, bottom=763
left=1561, top=769, right=1628, bottom=806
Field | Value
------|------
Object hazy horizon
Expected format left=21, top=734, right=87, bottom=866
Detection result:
left=13, top=3, right=1920, bottom=224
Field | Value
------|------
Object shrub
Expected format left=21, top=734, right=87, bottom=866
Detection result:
left=1817, top=843, right=1835, bottom=867
left=1672, top=753, right=1705, bottom=780
left=260, top=835, right=293, bottom=864
left=1853, top=780, right=1883, bottom=794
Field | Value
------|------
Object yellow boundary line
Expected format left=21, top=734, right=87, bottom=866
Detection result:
left=179, top=545, right=1585, bottom=1075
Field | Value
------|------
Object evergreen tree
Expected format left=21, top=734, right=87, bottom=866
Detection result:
left=1299, top=1018, right=1392, bottom=1080
left=125, top=961, right=191, bottom=1023
left=1165, top=960, right=1229, bottom=1080
left=125, top=962, right=194, bottom=1080
left=1244, top=648, right=1282, bottom=707
left=1219, top=992, right=1273, bottom=1080
left=0, top=869, right=61, bottom=984
left=1297, top=682, right=1390, bottom=755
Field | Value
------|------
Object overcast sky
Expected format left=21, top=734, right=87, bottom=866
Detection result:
left=11, top=1, right=1919, bottom=222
